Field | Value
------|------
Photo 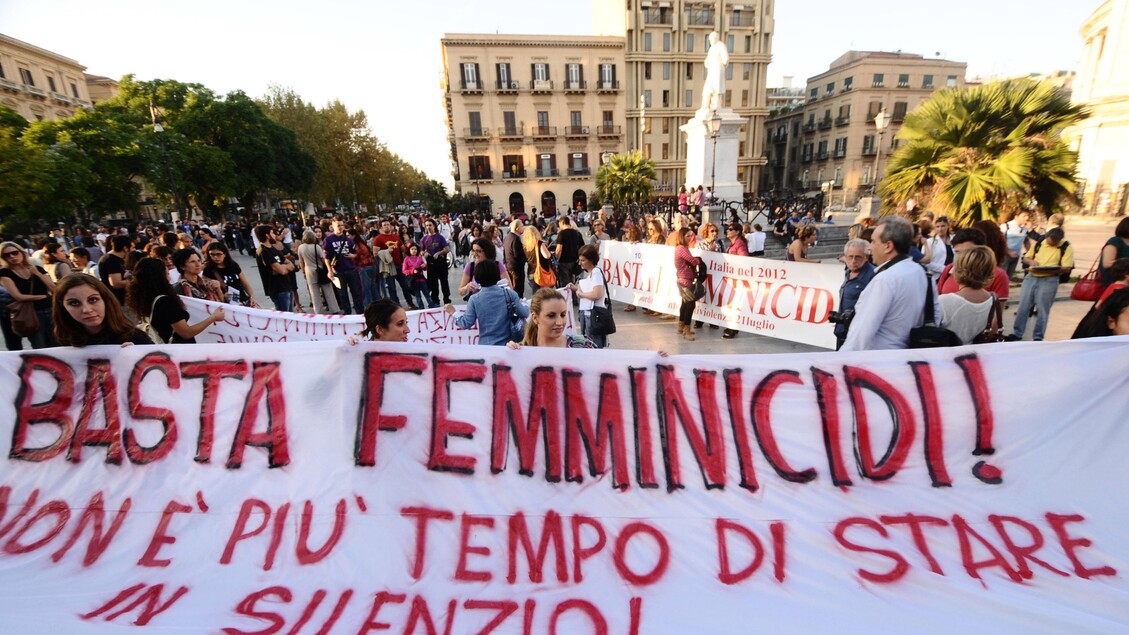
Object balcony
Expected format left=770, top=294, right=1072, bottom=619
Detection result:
left=816, top=151, right=829, bottom=161
left=687, top=11, right=715, bottom=26
left=597, top=80, right=620, bottom=92
left=862, top=147, right=877, bottom=156
left=0, top=78, right=20, bottom=93
left=773, top=131, right=787, bottom=143
left=25, top=85, right=46, bottom=99
left=642, top=11, right=673, bottom=25
left=833, top=149, right=847, bottom=158
left=872, top=81, right=884, bottom=88
left=459, top=80, right=483, bottom=94
left=468, top=170, right=493, bottom=181
left=495, top=80, right=521, bottom=93
left=891, top=112, right=906, bottom=123
left=835, top=116, right=850, bottom=126
left=531, top=80, right=554, bottom=94
left=897, top=82, right=910, bottom=88
left=729, top=14, right=756, bottom=27
left=463, top=127, right=491, bottom=140
left=597, top=125, right=622, bottom=136
left=802, top=122, right=816, bottom=134
left=498, top=126, right=524, bottom=140
left=564, top=81, right=587, bottom=93
left=818, top=118, right=833, bottom=130
left=535, top=168, right=560, bottom=178
left=49, top=91, right=71, bottom=105
left=503, top=170, right=527, bottom=179
left=772, top=157, right=786, bottom=168
left=843, top=85, right=853, bottom=92
left=564, top=126, right=590, bottom=138
left=800, top=153, right=813, bottom=164
left=531, top=126, right=557, bottom=139
left=567, top=168, right=591, bottom=177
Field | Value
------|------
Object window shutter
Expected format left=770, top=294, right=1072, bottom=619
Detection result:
left=531, top=63, right=536, bottom=82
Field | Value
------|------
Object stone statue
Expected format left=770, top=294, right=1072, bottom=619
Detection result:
left=701, top=31, right=729, bottom=112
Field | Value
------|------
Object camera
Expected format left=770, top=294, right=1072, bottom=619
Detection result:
left=827, top=309, right=855, bottom=325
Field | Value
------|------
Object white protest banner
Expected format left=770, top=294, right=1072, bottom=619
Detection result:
left=183, top=290, right=574, bottom=345
left=2, top=339, right=1128, bottom=633
left=599, top=241, right=841, bottom=349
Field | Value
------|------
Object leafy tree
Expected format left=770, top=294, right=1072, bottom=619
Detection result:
left=596, top=152, right=657, bottom=205
left=880, top=79, right=1087, bottom=225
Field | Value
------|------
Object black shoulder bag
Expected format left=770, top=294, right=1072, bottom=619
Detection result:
left=589, top=268, right=617, bottom=337
left=908, top=266, right=963, bottom=348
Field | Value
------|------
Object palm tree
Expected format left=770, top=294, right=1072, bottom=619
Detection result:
left=595, top=151, right=657, bottom=205
left=880, top=78, right=1087, bottom=225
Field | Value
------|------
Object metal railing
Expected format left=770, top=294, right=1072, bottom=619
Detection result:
left=498, top=126, right=523, bottom=138
left=597, top=125, right=622, bottom=135
left=564, top=126, right=590, bottom=136
left=535, top=168, right=560, bottom=177
left=463, top=127, right=491, bottom=138
left=567, top=167, right=591, bottom=176
left=531, top=126, right=557, bottom=137
left=597, top=80, right=620, bottom=91
left=564, top=81, right=587, bottom=92
left=495, top=80, right=521, bottom=91
left=503, top=170, right=527, bottom=179
left=531, top=80, right=554, bottom=92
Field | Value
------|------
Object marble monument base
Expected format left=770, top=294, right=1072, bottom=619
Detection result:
left=680, top=107, right=748, bottom=222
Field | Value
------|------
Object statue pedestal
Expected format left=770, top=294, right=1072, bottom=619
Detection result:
left=681, top=108, right=747, bottom=215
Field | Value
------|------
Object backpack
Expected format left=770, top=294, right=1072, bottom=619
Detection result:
left=1032, top=239, right=1072, bottom=283
left=137, top=296, right=166, bottom=344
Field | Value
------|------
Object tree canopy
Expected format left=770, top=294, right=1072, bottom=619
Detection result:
left=596, top=152, right=657, bottom=205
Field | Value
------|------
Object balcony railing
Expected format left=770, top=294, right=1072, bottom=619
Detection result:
left=531, top=80, right=554, bottom=93
left=498, top=126, right=523, bottom=139
left=800, top=153, right=813, bottom=163
left=897, top=81, right=910, bottom=88
left=872, top=81, right=884, bottom=88
left=460, top=80, right=483, bottom=93
left=25, top=86, right=46, bottom=98
left=818, top=118, right=833, bottom=130
left=833, top=149, right=847, bottom=158
left=729, top=14, right=755, bottom=27
left=816, top=151, right=829, bottom=160
left=531, top=126, right=557, bottom=138
left=0, top=78, right=21, bottom=92
left=687, top=11, right=715, bottom=26
left=535, top=168, right=560, bottom=178
left=567, top=167, right=591, bottom=176
left=862, top=147, right=877, bottom=156
left=891, top=112, right=906, bottom=123
left=597, top=80, right=620, bottom=92
left=464, top=127, right=491, bottom=139
left=495, top=80, right=521, bottom=92
left=564, top=81, right=587, bottom=93
left=49, top=91, right=71, bottom=104
left=503, top=170, right=527, bottom=179
left=802, top=122, right=816, bottom=134
left=597, top=125, right=622, bottom=136
left=773, top=131, right=787, bottom=143
left=468, top=170, right=493, bottom=181
left=564, top=126, right=590, bottom=137
left=835, top=116, right=850, bottom=126
left=642, top=11, right=673, bottom=25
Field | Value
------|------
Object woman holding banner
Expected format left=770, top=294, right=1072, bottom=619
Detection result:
left=446, top=260, right=527, bottom=346
left=507, top=288, right=596, bottom=350
left=204, top=242, right=258, bottom=307
left=674, top=228, right=702, bottom=342
left=127, top=258, right=225, bottom=344
left=350, top=298, right=411, bottom=343
left=53, top=274, right=153, bottom=347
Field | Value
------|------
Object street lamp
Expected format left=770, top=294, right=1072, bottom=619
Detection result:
left=638, top=94, right=646, bottom=154
left=708, top=109, right=723, bottom=214
left=872, top=109, right=889, bottom=195
left=600, top=151, right=615, bottom=212
left=469, top=145, right=482, bottom=214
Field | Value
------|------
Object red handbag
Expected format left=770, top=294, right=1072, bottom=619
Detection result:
left=1070, top=255, right=1106, bottom=302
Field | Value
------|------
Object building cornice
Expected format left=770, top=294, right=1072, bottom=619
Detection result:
left=0, top=34, right=86, bottom=70
left=442, top=34, right=625, bottom=49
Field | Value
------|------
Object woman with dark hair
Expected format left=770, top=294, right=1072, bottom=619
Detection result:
left=348, top=298, right=411, bottom=343
left=53, top=274, right=152, bottom=346
left=674, top=228, right=702, bottom=341
left=972, top=220, right=1009, bottom=273
left=297, top=229, right=339, bottom=314
left=787, top=225, right=820, bottom=263
left=1074, top=288, right=1129, bottom=338
left=127, top=257, right=224, bottom=344
left=506, top=287, right=595, bottom=349
left=457, top=238, right=508, bottom=298
left=445, top=259, right=527, bottom=346
left=43, top=242, right=73, bottom=282
left=570, top=244, right=609, bottom=348
left=0, top=240, right=57, bottom=349
left=203, top=241, right=257, bottom=307
left=1099, top=217, right=1129, bottom=285
left=722, top=224, right=750, bottom=339
left=172, top=248, right=224, bottom=302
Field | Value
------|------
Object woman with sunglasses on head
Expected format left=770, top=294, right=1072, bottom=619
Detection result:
left=0, top=241, right=57, bottom=349
left=53, top=274, right=153, bottom=347
left=203, top=241, right=257, bottom=307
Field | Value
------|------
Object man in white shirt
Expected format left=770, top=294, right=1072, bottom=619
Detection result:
left=999, top=210, right=1030, bottom=280
left=746, top=224, right=767, bottom=257
left=841, top=216, right=938, bottom=351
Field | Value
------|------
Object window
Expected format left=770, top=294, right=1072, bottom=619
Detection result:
left=503, top=111, right=517, bottom=135
left=898, top=74, right=910, bottom=88
left=468, top=112, right=482, bottom=135
left=662, top=90, right=670, bottom=107
left=567, top=63, right=583, bottom=87
left=867, top=101, right=884, bottom=118
left=537, top=111, right=550, bottom=132
left=725, top=64, right=733, bottom=81
left=600, top=63, right=616, bottom=87
left=469, top=155, right=491, bottom=180
left=496, top=63, right=512, bottom=88
left=570, top=111, right=582, bottom=128
left=539, top=153, right=556, bottom=174
left=745, top=35, right=752, bottom=53
left=922, top=74, right=934, bottom=89
left=834, top=167, right=843, bottom=186
left=663, top=32, right=671, bottom=52
left=47, top=76, right=57, bottom=92
left=843, top=76, right=853, bottom=91
left=644, top=62, right=652, bottom=80
left=70, top=82, right=78, bottom=98
left=0, top=63, right=5, bottom=79
left=643, top=90, right=652, bottom=107
left=872, top=73, right=884, bottom=87
left=862, top=165, right=872, bottom=185
left=725, top=90, right=732, bottom=107
left=743, top=63, right=751, bottom=80
left=686, top=63, right=694, bottom=80
left=461, top=63, right=479, bottom=89
left=685, top=90, right=694, bottom=107
left=817, top=140, right=828, bottom=156
left=503, top=155, right=524, bottom=177
left=663, top=62, right=670, bottom=80
left=825, top=82, right=835, bottom=97
left=662, top=143, right=669, bottom=160
left=644, top=144, right=652, bottom=159
left=644, top=32, right=651, bottom=51
left=741, top=89, right=749, bottom=106
left=809, top=87, right=818, bottom=102
left=863, top=135, right=875, bottom=154
left=833, top=137, right=848, bottom=157
left=602, top=110, right=614, bottom=127
left=727, top=34, right=735, bottom=52
left=19, top=68, right=34, bottom=86
left=947, top=75, right=958, bottom=88
left=662, top=118, right=670, bottom=134
left=892, top=101, right=908, bottom=121
left=532, top=63, right=549, bottom=82
left=686, top=33, right=694, bottom=52
left=571, top=153, right=588, bottom=172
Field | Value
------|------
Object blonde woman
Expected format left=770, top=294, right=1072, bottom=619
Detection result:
left=522, top=226, right=555, bottom=293
left=506, top=288, right=596, bottom=349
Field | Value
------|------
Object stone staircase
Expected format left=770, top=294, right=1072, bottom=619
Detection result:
left=759, top=223, right=853, bottom=261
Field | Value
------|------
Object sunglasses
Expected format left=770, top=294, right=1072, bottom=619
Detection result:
left=2, top=251, right=21, bottom=258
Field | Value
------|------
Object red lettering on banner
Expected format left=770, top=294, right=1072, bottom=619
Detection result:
left=612, top=521, right=670, bottom=586
left=456, top=514, right=495, bottom=582
left=81, top=582, right=189, bottom=626
left=404, top=595, right=457, bottom=635
left=49, top=491, right=130, bottom=566
left=180, top=360, right=248, bottom=463
left=656, top=366, right=726, bottom=490
left=908, top=362, right=953, bottom=487
left=10, top=354, right=75, bottom=462
left=722, top=369, right=760, bottom=491
left=401, top=506, right=456, bottom=580
left=771, top=521, right=786, bottom=582
left=548, top=599, right=607, bottom=635
left=879, top=513, right=949, bottom=575
left=69, top=359, right=124, bottom=463
left=357, top=591, right=407, bottom=633
left=0, top=487, right=39, bottom=541
left=570, top=515, right=607, bottom=583
left=988, top=514, right=1069, bottom=579
left=429, top=358, right=487, bottom=474
left=464, top=600, right=518, bottom=635
left=126, top=353, right=180, bottom=464
left=227, top=362, right=290, bottom=469
left=3, top=499, right=69, bottom=554
left=507, top=511, right=568, bottom=583
left=752, top=370, right=816, bottom=482
left=954, top=354, right=1003, bottom=484
left=844, top=365, right=915, bottom=481
left=563, top=371, right=630, bottom=489
left=263, top=502, right=290, bottom=571
left=297, top=499, right=347, bottom=565
left=356, top=352, right=428, bottom=466
left=951, top=514, right=1022, bottom=582
left=490, top=366, right=562, bottom=480
left=220, top=498, right=271, bottom=566
left=138, top=500, right=193, bottom=567
left=810, top=368, right=852, bottom=487
left=223, top=585, right=290, bottom=634
left=716, top=518, right=765, bottom=584
left=834, top=517, right=910, bottom=583
left=1045, top=513, right=1117, bottom=579
left=628, top=367, right=659, bottom=488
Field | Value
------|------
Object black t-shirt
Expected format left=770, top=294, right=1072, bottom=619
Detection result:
left=0, top=267, right=52, bottom=310
left=98, top=253, right=127, bottom=304
left=205, top=260, right=248, bottom=304
left=84, top=327, right=155, bottom=346
left=151, top=294, right=193, bottom=344
left=556, top=228, right=584, bottom=262
left=257, top=246, right=289, bottom=296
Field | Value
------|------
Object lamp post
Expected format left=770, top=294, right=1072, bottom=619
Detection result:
left=638, top=94, right=646, bottom=154
left=469, top=145, right=482, bottom=214
left=872, top=109, right=889, bottom=195
left=707, top=109, right=723, bottom=221
left=600, top=151, right=615, bottom=213
left=149, top=100, right=181, bottom=223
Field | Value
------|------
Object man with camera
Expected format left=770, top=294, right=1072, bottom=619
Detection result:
left=841, top=216, right=937, bottom=351
left=831, top=238, right=876, bottom=350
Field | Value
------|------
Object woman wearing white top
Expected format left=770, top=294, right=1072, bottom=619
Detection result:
left=569, top=244, right=608, bottom=348
left=940, top=246, right=998, bottom=344
left=745, top=223, right=766, bottom=257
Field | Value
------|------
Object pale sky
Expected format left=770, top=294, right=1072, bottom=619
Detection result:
left=1, top=0, right=1098, bottom=192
